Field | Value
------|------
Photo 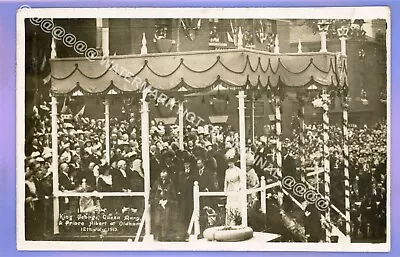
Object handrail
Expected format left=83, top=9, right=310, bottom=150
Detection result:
left=134, top=206, right=147, bottom=242
left=198, top=181, right=281, bottom=197
left=56, top=191, right=145, bottom=197
left=304, top=181, right=347, bottom=221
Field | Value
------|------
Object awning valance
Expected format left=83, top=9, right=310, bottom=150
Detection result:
left=50, top=48, right=347, bottom=96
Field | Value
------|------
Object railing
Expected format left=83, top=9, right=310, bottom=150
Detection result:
left=188, top=177, right=280, bottom=239
left=56, top=191, right=145, bottom=197
left=187, top=166, right=347, bottom=242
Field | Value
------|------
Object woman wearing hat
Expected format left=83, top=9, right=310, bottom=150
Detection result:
left=224, top=149, right=242, bottom=226
left=25, top=170, right=39, bottom=240
left=97, top=165, right=114, bottom=211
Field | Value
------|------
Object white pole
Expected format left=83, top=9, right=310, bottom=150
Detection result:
left=141, top=33, right=148, bottom=55
left=342, top=96, right=351, bottom=242
left=141, top=92, right=151, bottom=240
left=51, top=95, right=59, bottom=234
left=193, top=181, right=200, bottom=238
left=178, top=101, right=184, bottom=150
left=102, top=18, right=109, bottom=57
left=340, top=36, right=347, bottom=56
left=319, top=32, right=328, bottom=53
left=237, top=27, right=243, bottom=49
left=322, top=103, right=332, bottom=242
left=250, top=94, right=255, bottom=143
left=274, top=34, right=280, bottom=54
left=260, top=176, right=267, bottom=214
left=104, top=99, right=110, bottom=164
left=297, top=39, right=303, bottom=53
left=50, top=37, right=57, bottom=59
left=275, top=97, right=283, bottom=206
left=237, top=90, right=248, bottom=226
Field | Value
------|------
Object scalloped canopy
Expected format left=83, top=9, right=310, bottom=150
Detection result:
left=50, top=48, right=347, bottom=96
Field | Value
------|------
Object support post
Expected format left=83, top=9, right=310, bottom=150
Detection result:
left=319, top=31, right=328, bottom=53
left=50, top=37, right=57, bottom=59
left=342, top=96, right=351, bottom=242
left=237, top=90, right=248, bottom=226
left=141, top=92, right=151, bottom=240
left=322, top=102, right=332, bottom=242
left=340, top=36, right=347, bottom=56
left=275, top=96, right=283, bottom=206
left=299, top=103, right=306, bottom=182
left=193, top=181, right=200, bottom=238
left=51, top=95, right=59, bottom=234
left=102, top=19, right=109, bottom=56
left=250, top=93, right=255, bottom=143
left=260, top=176, right=267, bottom=214
left=274, top=34, right=280, bottom=53
left=104, top=99, right=110, bottom=164
left=297, top=39, right=303, bottom=53
left=178, top=101, right=184, bottom=150
left=314, top=160, right=320, bottom=192
left=141, top=33, right=148, bottom=55
left=237, top=27, right=243, bottom=49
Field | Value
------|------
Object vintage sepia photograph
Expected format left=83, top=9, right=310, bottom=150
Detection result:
left=16, top=7, right=390, bottom=251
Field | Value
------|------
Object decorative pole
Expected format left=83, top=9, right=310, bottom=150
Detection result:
left=318, top=20, right=330, bottom=53
left=342, top=87, right=351, bottom=242
left=141, top=90, right=151, bottom=240
left=312, top=91, right=332, bottom=242
left=141, top=32, right=148, bottom=55
left=338, top=26, right=349, bottom=56
left=297, top=39, right=303, bottom=53
left=250, top=92, right=255, bottom=143
left=274, top=87, right=283, bottom=206
left=274, top=34, right=280, bottom=54
left=50, top=94, right=59, bottom=234
left=193, top=181, right=200, bottom=238
left=104, top=98, right=110, bottom=164
left=102, top=19, right=109, bottom=56
left=50, top=37, right=57, bottom=59
left=237, top=27, right=243, bottom=49
left=298, top=95, right=306, bottom=183
left=178, top=101, right=184, bottom=150
left=237, top=90, right=248, bottom=226
left=260, top=176, right=267, bottom=214
left=338, top=25, right=351, bottom=242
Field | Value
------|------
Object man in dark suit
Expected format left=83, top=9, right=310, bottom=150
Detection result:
left=177, top=155, right=196, bottom=231
left=75, top=161, right=96, bottom=189
left=282, top=147, right=297, bottom=180
left=282, top=147, right=297, bottom=212
left=58, top=162, right=75, bottom=213
left=59, top=162, right=75, bottom=191
left=112, top=160, right=131, bottom=211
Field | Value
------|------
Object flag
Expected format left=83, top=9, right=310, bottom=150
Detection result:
left=74, top=105, right=86, bottom=119
left=40, top=54, right=47, bottom=72
left=226, top=32, right=234, bottom=43
left=33, top=105, right=39, bottom=115
left=42, top=73, right=51, bottom=85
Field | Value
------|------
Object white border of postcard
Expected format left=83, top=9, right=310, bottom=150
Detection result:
left=16, top=6, right=391, bottom=252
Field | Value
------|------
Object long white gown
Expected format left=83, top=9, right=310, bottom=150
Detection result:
left=224, top=165, right=242, bottom=226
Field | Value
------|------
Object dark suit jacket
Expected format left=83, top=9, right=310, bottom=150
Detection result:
left=75, top=169, right=96, bottom=189
left=112, top=169, right=130, bottom=192
left=59, top=172, right=75, bottom=191
left=282, top=155, right=297, bottom=179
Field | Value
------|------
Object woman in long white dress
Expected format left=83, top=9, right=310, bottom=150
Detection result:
left=224, top=149, right=242, bottom=226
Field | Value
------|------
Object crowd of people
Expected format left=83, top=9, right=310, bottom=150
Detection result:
left=24, top=102, right=387, bottom=242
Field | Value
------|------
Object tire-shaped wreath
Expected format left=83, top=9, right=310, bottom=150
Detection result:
left=203, top=226, right=254, bottom=242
